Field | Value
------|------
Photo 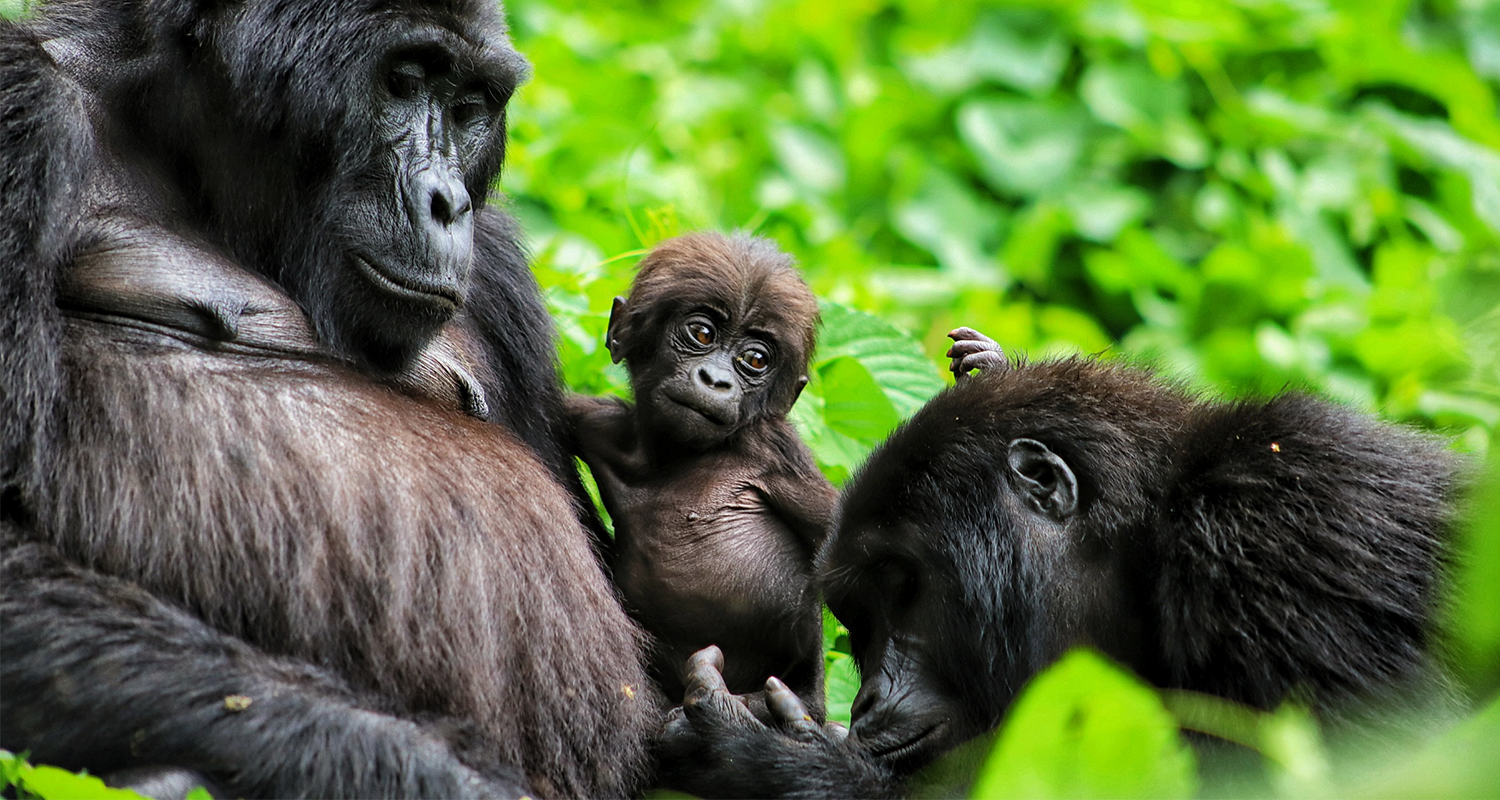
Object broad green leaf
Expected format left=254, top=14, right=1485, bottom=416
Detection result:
left=819, top=356, right=901, bottom=442
left=891, top=166, right=1005, bottom=281
left=771, top=125, right=847, bottom=196
left=812, top=301, right=946, bottom=419
left=972, top=650, right=1196, bottom=800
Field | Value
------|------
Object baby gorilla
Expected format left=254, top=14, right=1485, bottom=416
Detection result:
left=567, top=233, right=835, bottom=716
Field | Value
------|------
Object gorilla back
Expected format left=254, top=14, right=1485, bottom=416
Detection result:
left=1, top=1, right=655, bottom=797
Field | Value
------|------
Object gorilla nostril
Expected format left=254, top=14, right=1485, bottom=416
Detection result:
left=429, top=182, right=472, bottom=227
left=698, top=367, right=728, bottom=389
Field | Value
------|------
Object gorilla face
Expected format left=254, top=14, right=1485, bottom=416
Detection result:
left=821, top=394, right=1089, bottom=774
left=340, top=36, right=518, bottom=321
left=149, top=1, right=528, bottom=370
left=319, top=21, right=526, bottom=368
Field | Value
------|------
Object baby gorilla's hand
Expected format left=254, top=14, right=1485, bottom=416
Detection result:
left=946, top=327, right=1008, bottom=381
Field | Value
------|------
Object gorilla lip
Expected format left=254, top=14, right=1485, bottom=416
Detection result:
left=352, top=255, right=461, bottom=310
left=661, top=390, right=732, bottom=427
left=861, top=722, right=946, bottom=765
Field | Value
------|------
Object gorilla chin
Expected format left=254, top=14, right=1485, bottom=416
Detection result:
left=352, top=254, right=465, bottom=313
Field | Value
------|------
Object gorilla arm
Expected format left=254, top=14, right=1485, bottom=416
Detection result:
left=0, top=27, right=86, bottom=516
left=1, top=524, right=526, bottom=800
left=753, top=424, right=838, bottom=553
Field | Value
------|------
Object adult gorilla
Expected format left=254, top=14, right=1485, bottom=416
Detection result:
left=1, top=1, right=656, bottom=797
left=658, top=334, right=1459, bottom=798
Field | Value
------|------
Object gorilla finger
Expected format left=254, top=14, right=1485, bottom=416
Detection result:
left=947, top=326, right=989, bottom=343
left=684, top=651, right=730, bottom=705
left=947, top=339, right=994, bottom=357
left=824, top=721, right=850, bottom=742
left=961, top=351, right=1009, bottom=374
left=686, top=645, right=726, bottom=676
left=765, top=677, right=820, bottom=738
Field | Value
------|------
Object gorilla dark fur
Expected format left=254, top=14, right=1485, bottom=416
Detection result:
left=656, top=340, right=1459, bottom=797
left=568, top=232, right=836, bottom=717
left=1, top=1, right=656, bottom=797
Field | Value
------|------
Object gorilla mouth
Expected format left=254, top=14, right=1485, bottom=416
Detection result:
left=352, top=255, right=461, bottom=310
left=863, top=723, right=946, bottom=766
left=662, top=390, right=733, bottom=427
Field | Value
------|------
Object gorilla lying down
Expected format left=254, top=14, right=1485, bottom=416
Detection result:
left=656, top=331, right=1460, bottom=798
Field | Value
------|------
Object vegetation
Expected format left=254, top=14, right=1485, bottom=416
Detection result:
left=2, top=0, right=1497, bottom=797
left=506, top=0, right=1500, bottom=796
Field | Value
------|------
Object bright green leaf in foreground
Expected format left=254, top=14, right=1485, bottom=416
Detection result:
left=0, top=751, right=144, bottom=800
left=972, top=650, right=1196, bottom=800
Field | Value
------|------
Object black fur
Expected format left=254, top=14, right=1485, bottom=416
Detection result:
left=1, top=2, right=653, bottom=797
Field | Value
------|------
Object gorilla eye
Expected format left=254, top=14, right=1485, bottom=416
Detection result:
left=879, top=561, right=919, bottom=611
left=736, top=348, right=770, bottom=374
left=386, top=63, right=425, bottom=99
left=453, top=91, right=491, bottom=125
left=686, top=321, right=715, bottom=347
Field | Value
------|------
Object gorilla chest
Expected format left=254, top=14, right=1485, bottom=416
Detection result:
left=611, top=474, right=811, bottom=621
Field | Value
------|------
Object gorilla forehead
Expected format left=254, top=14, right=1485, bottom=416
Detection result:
left=194, top=0, right=529, bottom=98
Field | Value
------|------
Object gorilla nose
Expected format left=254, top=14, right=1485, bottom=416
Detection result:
left=698, top=365, right=733, bottom=391
left=426, top=174, right=471, bottom=227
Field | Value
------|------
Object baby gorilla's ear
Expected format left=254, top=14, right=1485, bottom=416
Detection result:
left=606, top=296, right=628, bottom=364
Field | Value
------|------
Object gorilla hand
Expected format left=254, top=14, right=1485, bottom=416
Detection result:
left=945, top=328, right=1008, bottom=381
left=656, top=647, right=892, bottom=799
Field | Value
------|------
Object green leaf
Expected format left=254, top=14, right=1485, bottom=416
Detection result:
left=1258, top=704, right=1331, bottom=798
left=819, top=357, right=901, bottom=442
left=1448, top=455, right=1500, bottom=693
left=812, top=301, right=946, bottom=420
left=972, top=650, right=1196, bottom=800
left=1079, top=62, right=1208, bottom=167
left=0, top=752, right=145, bottom=800
left=891, top=166, right=1006, bottom=281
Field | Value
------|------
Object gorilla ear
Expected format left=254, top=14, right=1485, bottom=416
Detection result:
left=605, top=296, right=628, bottom=364
left=1006, top=438, right=1078, bottom=521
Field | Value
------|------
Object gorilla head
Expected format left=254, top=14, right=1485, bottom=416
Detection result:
left=824, top=356, right=1455, bottom=774
left=105, top=0, right=529, bottom=368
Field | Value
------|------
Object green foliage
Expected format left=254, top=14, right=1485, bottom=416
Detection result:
left=0, top=0, right=33, bottom=20
left=1450, top=453, right=1500, bottom=695
left=972, top=651, right=1197, bottom=799
left=506, top=0, right=1500, bottom=457
left=507, top=1, right=1500, bottom=796
left=0, top=751, right=144, bottom=800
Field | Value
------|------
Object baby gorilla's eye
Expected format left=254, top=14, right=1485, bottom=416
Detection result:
left=737, top=348, right=770, bottom=374
left=687, top=321, right=715, bottom=346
